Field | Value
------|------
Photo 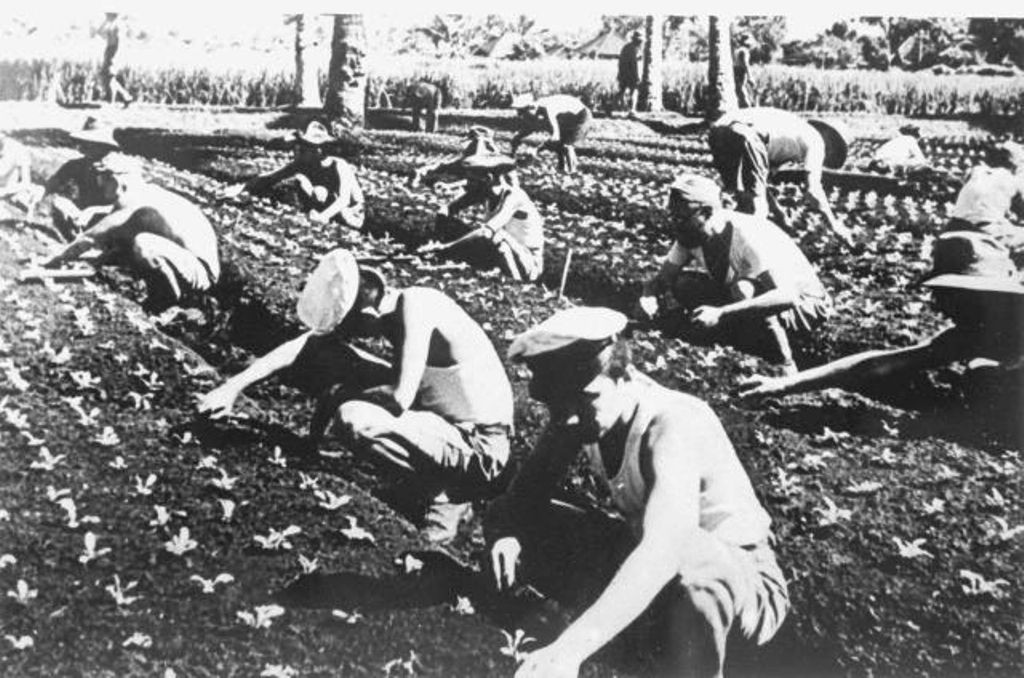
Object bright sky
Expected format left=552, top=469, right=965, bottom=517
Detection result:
left=3, top=1, right=1021, bottom=44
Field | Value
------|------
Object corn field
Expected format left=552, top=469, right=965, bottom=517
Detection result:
left=2, top=56, right=1023, bottom=117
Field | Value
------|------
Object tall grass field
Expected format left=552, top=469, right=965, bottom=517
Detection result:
left=2, top=55, right=1023, bottom=117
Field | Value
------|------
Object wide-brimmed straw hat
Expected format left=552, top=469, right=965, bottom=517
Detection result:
left=922, top=231, right=1023, bottom=295
left=296, top=249, right=385, bottom=334
left=807, top=118, right=851, bottom=169
left=69, top=117, right=119, bottom=148
left=459, top=153, right=517, bottom=177
left=509, top=307, right=628, bottom=362
left=465, top=125, right=495, bottom=141
left=292, top=121, right=336, bottom=147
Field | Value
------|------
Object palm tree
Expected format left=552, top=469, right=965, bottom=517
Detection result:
left=640, top=15, right=663, bottom=112
left=325, top=14, right=367, bottom=127
left=287, top=14, right=322, bottom=107
left=707, top=16, right=738, bottom=120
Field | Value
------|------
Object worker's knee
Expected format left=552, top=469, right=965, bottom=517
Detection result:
left=336, top=400, right=397, bottom=444
left=728, top=279, right=757, bottom=301
left=130, top=232, right=165, bottom=269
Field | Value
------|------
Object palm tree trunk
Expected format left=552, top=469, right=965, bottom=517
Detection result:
left=707, top=16, right=738, bottom=120
left=325, top=14, right=367, bottom=127
left=293, top=14, right=322, bottom=107
left=640, top=15, right=664, bottom=112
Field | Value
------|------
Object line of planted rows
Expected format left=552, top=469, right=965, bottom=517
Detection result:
left=89, top=127, right=952, bottom=362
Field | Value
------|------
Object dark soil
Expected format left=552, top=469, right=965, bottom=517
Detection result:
left=1, top=104, right=1021, bottom=677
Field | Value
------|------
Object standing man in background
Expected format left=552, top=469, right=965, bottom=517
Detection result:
left=410, top=81, right=443, bottom=133
left=95, top=13, right=134, bottom=106
left=617, top=31, right=643, bottom=117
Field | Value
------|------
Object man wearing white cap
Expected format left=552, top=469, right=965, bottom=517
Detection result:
left=638, top=174, right=832, bottom=374
left=741, top=230, right=1024, bottom=399
left=486, top=306, right=788, bottom=678
left=222, top=121, right=365, bottom=229
left=43, top=117, right=121, bottom=240
left=510, top=94, right=592, bottom=174
left=945, top=141, right=1024, bottom=262
left=197, top=248, right=514, bottom=543
left=38, top=153, right=220, bottom=313
left=708, top=106, right=853, bottom=245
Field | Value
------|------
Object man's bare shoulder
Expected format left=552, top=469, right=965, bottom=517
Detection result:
left=398, top=286, right=463, bottom=314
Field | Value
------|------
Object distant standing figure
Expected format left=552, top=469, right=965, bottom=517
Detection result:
left=221, top=121, right=365, bottom=229
left=410, top=81, right=443, bottom=133
left=510, top=94, right=593, bottom=174
left=734, top=47, right=755, bottom=108
left=617, top=31, right=643, bottom=115
left=95, top=13, right=134, bottom=106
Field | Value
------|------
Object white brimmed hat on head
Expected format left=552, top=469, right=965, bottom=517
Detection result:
left=510, top=307, right=629, bottom=401
left=923, top=231, right=1023, bottom=295
left=69, top=117, right=119, bottom=148
left=669, top=174, right=722, bottom=208
left=509, top=307, right=628, bottom=362
left=292, top=121, right=336, bottom=147
left=297, top=249, right=385, bottom=335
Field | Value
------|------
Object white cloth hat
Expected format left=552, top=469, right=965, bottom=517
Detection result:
left=296, top=249, right=361, bottom=334
left=669, top=174, right=722, bottom=207
left=508, top=307, right=628, bottom=362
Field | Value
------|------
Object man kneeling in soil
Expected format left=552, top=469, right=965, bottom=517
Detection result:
left=197, top=249, right=514, bottom=543
left=741, top=229, right=1024, bottom=399
left=638, top=175, right=832, bottom=374
left=42, top=118, right=121, bottom=241
left=39, top=153, right=220, bottom=313
left=419, top=157, right=544, bottom=282
left=486, top=306, right=789, bottom=678
left=222, top=121, right=365, bottom=229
